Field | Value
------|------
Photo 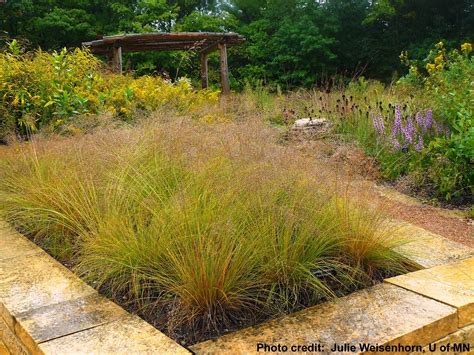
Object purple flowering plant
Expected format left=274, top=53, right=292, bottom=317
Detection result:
left=371, top=105, right=447, bottom=153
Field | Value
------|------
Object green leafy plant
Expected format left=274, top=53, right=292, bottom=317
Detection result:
left=404, top=42, right=474, bottom=200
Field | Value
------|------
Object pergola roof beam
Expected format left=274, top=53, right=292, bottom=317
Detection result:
left=83, top=32, right=244, bottom=54
left=82, top=32, right=245, bottom=95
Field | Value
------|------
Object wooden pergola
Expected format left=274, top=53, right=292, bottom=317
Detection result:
left=82, top=32, right=245, bottom=94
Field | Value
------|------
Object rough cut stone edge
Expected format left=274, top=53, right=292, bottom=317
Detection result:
left=386, top=257, right=474, bottom=329
left=411, top=324, right=474, bottom=354
left=0, top=223, right=190, bottom=355
left=190, top=225, right=473, bottom=354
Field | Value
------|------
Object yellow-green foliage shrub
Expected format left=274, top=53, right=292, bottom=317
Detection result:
left=0, top=44, right=219, bottom=136
left=397, top=42, right=473, bottom=200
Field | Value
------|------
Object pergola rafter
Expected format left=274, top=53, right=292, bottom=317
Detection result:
left=82, top=32, right=245, bottom=95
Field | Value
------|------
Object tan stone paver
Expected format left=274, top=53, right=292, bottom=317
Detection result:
left=14, top=293, right=129, bottom=352
left=190, top=284, right=457, bottom=354
left=39, top=315, right=190, bottom=354
left=386, top=257, right=474, bottom=327
left=0, top=222, right=41, bottom=261
left=392, top=222, right=473, bottom=268
left=0, top=252, right=96, bottom=326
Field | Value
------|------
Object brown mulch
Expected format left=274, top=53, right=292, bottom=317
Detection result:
left=383, top=199, right=473, bottom=247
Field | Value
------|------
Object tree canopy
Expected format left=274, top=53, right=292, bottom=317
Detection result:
left=1, top=0, right=472, bottom=87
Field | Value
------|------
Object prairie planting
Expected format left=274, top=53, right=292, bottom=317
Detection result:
left=0, top=0, right=472, bottom=349
left=0, top=40, right=471, bottom=344
left=2, top=42, right=471, bottom=203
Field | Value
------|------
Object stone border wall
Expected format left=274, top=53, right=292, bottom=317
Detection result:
left=190, top=257, right=473, bottom=354
left=0, top=222, right=189, bottom=354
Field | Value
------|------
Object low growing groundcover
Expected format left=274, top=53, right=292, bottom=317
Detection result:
left=0, top=120, right=417, bottom=344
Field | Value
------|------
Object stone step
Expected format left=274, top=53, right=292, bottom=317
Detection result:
left=386, top=257, right=474, bottom=328
left=38, top=315, right=188, bottom=355
left=390, top=221, right=473, bottom=268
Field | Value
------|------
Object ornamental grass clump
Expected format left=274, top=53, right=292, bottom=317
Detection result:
left=0, top=120, right=414, bottom=342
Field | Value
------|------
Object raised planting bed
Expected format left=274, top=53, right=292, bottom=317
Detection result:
left=0, top=216, right=417, bottom=347
left=191, top=257, right=474, bottom=353
left=0, top=128, right=423, bottom=346
left=0, top=222, right=189, bottom=354
left=1, top=221, right=473, bottom=354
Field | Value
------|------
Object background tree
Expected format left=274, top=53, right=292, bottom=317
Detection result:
left=1, top=0, right=472, bottom=87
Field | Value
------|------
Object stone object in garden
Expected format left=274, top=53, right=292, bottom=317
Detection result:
left=292, top=118, right=331, bottom=134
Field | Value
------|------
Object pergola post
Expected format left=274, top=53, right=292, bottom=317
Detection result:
left=200, top=52, right=208, bottom=89
left=110, top=46, right=122, bottom=74
left=218, top=43, right=230, bottom=95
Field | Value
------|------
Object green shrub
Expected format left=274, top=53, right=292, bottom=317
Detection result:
left=400, top=42, right=473, bottom=200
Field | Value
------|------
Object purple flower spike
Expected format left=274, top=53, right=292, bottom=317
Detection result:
left=378, top=112, right=385, bottom=134
left=372, top=113, right=379, bottom=132
left=426, top=109, right=433, bottom=130
left=415, top=112, right=423, bottom=129
left=415, top=136, right=424, bottom=152
left=392, top=105, right=402, bottom=137
left=402, top=116, right=416, bottom=144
